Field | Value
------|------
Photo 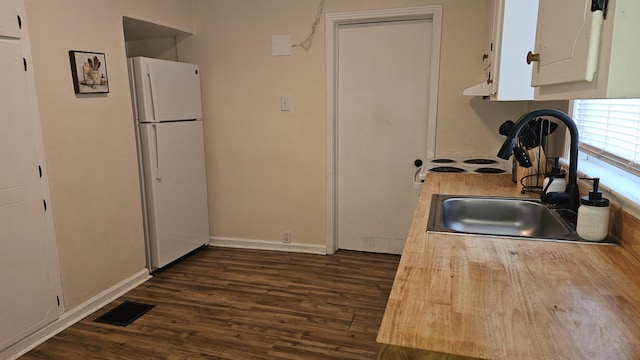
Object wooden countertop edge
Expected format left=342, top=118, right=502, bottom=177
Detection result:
left=376, top=343, right=481, bottom=360
left=376, top=173, right=640, bottom=360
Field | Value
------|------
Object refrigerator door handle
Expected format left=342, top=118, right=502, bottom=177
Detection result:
left=149, top=124, right=162, bottom=181
left=145, top=63, right=160, bottom=121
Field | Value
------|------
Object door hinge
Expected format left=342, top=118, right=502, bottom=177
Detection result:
left=591, top=0, right=609, bottom=19
left=23, top=58, right=27, bottom=71
left=43, top=199, right=47, bottom=211
left=56, top=296, right=60, bottom=306
left=38, top=165, right=43, bottom=178
left=17, top=15, right=22, bottom=29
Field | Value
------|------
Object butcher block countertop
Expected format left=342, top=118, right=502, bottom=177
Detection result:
left=376, top=173, right=640, bottom=360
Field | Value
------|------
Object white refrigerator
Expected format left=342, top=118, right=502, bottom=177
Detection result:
left=128, top=57, right=210, bottom=270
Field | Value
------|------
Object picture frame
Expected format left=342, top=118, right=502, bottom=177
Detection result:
left=69, top=50, right=109, bottom=94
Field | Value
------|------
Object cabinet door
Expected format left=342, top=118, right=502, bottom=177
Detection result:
left=531, top=0, right=603, bottom=86
left=493, top=0, right=538, bottom=100
left=463, top=0, right=538, bottom=100
left=0, top=0, right=21, bottom=39
left=0, top=40, right=60, bottom=351
left=484, top=0, right=501, bottom=92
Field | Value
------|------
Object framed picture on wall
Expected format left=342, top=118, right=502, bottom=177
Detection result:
left=69, top=50, right=109, bottom=94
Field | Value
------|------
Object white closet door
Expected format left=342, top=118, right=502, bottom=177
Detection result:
left=0, top=41, right=60, bottom=350
left=0, top=0, right=21, bottom=39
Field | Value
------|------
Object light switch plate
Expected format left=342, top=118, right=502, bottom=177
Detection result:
left=272, top=35, right=291, bottom=56
left=281, top=96, right=291, bottom=111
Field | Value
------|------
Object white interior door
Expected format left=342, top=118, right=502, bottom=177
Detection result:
left=0, top=40, right=60, bottom=350
left=337, top=19, right=432, bottom=254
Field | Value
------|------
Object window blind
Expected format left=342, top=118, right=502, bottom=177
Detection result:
left=572, top=99, right=640, bottom=176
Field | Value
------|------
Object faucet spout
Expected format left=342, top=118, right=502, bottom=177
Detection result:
left=497, top=108, right=580, bottom=212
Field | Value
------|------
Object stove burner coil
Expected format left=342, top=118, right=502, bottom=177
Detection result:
left=430, top=158, right=456, bottom=164
left=464, top=158, right=498, bottom=165
left=429, top=166, right=467, bottom=173
left=474, top=167, right=506, bottom=174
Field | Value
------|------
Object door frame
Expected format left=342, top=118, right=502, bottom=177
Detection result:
left=325, top=6, right=442, bottom=254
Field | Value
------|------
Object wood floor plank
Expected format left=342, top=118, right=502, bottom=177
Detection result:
left=21, top=248, right=399, bottom=360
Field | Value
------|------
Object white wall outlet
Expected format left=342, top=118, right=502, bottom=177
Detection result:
left=280, top=96, right=291, bottom=111
left=282, top=230, right=292, bottom=244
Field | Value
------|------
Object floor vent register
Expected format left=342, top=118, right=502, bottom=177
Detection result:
left=94, top=301, right=155, bottom=327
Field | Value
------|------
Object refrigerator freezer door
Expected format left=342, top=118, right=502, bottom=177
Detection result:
left=131, top=57, right=202, bottom=123
left=139, top=121, right=209, bottom=269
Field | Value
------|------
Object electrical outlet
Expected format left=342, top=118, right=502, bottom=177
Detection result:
left=282, top=231, right=292, bottom=244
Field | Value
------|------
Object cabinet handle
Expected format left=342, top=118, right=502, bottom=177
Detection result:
left=482, top=53, right=489, bottom=61
left=526, top=51, right=540, bottom=64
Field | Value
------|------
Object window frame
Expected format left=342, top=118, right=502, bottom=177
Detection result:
left=570, top=99, right=640, bottom=177
left=566, top=100, right=640, bottom=211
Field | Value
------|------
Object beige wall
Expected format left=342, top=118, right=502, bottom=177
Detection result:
left=24, top=0, right=194, bottom=309
left=177, top=0, right=530, bottom=248
left=22, top=0, right=553, bottom=308
left=126, top=38, right=179, bottom=61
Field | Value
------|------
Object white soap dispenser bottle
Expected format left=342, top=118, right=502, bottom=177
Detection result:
left=542, top=158, right=566, bottom=194
left=576, top=178, right=610, bottom=241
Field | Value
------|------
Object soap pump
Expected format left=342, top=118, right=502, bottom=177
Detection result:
left=542, top=158, right=566, bottom=194
left=576, top=178, right=610, bottom=241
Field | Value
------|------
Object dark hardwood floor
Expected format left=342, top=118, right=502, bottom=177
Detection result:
left=21, top=247, right=400, bottom=360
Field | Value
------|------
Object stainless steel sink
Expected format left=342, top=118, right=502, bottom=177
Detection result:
left=427, top=194, right=612, bottom=243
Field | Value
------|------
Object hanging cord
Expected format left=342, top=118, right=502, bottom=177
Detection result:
left=291, top=0, right=326, bottom=51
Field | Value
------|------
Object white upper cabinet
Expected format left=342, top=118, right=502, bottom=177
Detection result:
left=0, top=0, right=22, bottom=39
left=531, top=0, right=602, bottom=86
left=531, top=0, right=640, bottom=99
left=463, top=0, right=539, bottom=101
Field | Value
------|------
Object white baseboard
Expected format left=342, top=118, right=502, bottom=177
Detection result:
left=209, top=236, right=327, bottom=255
left=3, top=269, right=151, bottom=360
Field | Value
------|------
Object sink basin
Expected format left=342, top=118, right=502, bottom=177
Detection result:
left=427, top=194, right=590, bottom=242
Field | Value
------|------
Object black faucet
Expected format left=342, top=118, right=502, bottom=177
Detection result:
left=497, top=108, right=580, bottom=212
